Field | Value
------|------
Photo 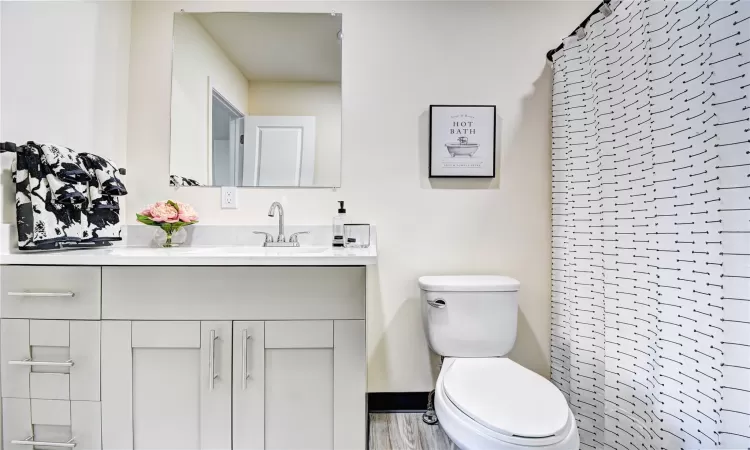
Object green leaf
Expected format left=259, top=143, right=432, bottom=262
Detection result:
left=136, top=213, right=158, bottom=226
left=166, top=200, right=180, bottom=211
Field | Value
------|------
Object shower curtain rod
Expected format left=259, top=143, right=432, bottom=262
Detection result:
left=546, top=0, right=610, bottom=62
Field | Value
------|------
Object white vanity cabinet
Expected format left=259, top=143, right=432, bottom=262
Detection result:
left=0, top=265, right=367, bottom=450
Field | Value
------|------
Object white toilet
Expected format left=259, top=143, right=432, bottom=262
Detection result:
left=419, top=275, right=579, bottom=450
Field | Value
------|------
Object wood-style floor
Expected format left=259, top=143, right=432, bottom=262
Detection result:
left=369, top=413, right=459, bottom=450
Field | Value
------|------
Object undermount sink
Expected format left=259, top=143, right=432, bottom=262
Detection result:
left=113, top=246, right=329, bottom=257
left=210, top=246, right=329, bottom=255
left=168, top=246, right=328, bottom=255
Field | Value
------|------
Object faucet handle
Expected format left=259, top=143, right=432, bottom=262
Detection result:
left=288, top=231, right=309, bottom=245
left=253, top=231, right=274, bottom=245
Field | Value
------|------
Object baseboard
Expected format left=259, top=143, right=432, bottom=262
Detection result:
left=368, top=392, right=432, bottom=412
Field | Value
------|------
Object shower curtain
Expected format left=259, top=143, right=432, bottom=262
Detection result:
left=550, top=1, right=749, bottom=449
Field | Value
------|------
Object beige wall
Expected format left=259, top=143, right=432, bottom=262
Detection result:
left=171, top=13, right=249, bottom=185
left=247, top=81, right=342, bottom=187
left=0, top=0, right=596, bottom=392
left=128, top=0, right=595, bottom=392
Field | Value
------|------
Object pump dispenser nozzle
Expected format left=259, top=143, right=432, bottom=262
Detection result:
left=333, top=201, right=347, bottom=247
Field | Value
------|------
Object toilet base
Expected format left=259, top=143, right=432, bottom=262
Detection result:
left=434, top=361, right=580, bottom=450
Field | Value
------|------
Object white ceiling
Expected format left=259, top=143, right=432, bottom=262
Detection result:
left=194, top=12, right=342, bottom=83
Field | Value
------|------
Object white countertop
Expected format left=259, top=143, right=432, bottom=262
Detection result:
left=0, top=245, right=377, bottom=266
left=0, top=224, right=378, bottom=266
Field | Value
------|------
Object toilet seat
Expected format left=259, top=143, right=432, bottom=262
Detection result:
left=434, top=358, right=578, bottom=449
left=442, top=358, right=569, bottom=438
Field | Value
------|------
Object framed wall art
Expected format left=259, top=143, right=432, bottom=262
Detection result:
left=429, top=105, right=496, bottom=178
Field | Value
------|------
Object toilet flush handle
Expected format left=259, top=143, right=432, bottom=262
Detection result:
left=426, top=298, right=446, bottom=309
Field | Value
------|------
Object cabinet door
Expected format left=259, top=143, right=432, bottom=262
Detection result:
left=236, top=320, right=365, bottom=450
left=264, top=321, right=334, bottom=450
left=332, top=320, right=366, bottom=450
left=232, top=321, right=265, bottom=450
left=101, top=321, right=231, bottom=450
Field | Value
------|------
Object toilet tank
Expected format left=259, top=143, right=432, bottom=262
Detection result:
left=419, top=275, right=520, bottom=358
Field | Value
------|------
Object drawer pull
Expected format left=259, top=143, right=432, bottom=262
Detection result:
left=11, top=437, right=76, bottom=448
left=208, top=330, right=219, bottom=391
left=8, top=359, right=75, bottom=367
left=7, top=291, right=75, bottom=298
left=241, top=329, right=253, bottom=390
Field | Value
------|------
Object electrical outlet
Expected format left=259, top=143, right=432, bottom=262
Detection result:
left=221, top=186, right=238, bottom=209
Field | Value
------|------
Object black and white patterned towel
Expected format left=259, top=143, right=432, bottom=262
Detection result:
left=7, top=143, right=128, bottom=250
left=80, top=153, right=127, bottom=196
left=27, top=142, right=90, bottom=206
left=12, top=147, right=85, bottom=248
left=170, top=174, right=202, bottom=186
left=35, top=142, right=90, bottom=183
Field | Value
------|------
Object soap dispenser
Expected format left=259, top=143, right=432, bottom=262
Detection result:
left=332, top=201, right=347, bottom=247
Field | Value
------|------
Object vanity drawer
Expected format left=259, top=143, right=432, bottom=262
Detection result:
left=1, top=266, right=101, bottom=320
left=2, top=398, right=102, bottom=450
left=102, top=266, right=365, bottom=320
left=1, top=319, right=101, bottom=401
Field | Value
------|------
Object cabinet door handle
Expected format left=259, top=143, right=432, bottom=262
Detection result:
left=208, top=330, right=219, bottom=391
left=7, top=291, right=75, bottom=298
left=241, top=329, right=253, bottom=390
left=8, top=359, right=74, bottom=367
left=12, top=437, right=76, bottom=448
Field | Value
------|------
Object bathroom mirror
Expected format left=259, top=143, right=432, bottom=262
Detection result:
left=169, top=12, right=342, bottom=187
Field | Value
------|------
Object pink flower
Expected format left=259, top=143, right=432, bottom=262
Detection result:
left=148, top=201, right=179, bottom=223
left=176, top=202, right=198, bottom=223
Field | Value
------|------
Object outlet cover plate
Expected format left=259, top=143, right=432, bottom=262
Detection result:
left=221, top=186, right=238, bottom=209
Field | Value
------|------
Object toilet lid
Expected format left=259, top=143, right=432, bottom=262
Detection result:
left=442, top=358, right=569, bottom=438
left=419, top=275, right=520, bottom=292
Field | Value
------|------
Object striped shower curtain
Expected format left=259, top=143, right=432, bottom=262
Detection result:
left=550, top=1, right=750, bottom=449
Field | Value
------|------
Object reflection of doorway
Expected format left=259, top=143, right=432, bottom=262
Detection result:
left=242, top=116, right=316, bottom=187
left=210, top=89, right=243, bottom=186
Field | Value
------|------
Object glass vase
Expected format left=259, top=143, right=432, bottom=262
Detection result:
left=153, top=226, right=188, bottom=248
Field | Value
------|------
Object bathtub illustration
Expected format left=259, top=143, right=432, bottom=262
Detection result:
left=445, top=136, right=479, bottom=157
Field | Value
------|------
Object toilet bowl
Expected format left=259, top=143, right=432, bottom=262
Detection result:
left=434, top=358, right=579, bottom=450
left=419, top=275, right=579, bottom=450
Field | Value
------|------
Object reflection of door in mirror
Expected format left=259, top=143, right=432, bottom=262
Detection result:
left=210, top=90, right=244, bottom=186
left=243, top=116, right=316, bottom=187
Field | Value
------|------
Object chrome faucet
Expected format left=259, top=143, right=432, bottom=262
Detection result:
left=254, top=202, right=308, bottom=247
left=268, top=201, right=285, bottom=243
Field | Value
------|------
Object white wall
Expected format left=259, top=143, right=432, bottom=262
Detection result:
left=0, top=1, right=5, bottom=228
left=0, top=3, right=3, bottom=442
left=247, top=81, right=342, bottom=187
left=171, top=13, right=248, bottom=185
left=0, top=0, right=132, bottom=224
left=128, top=0, right=595, bottom=392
